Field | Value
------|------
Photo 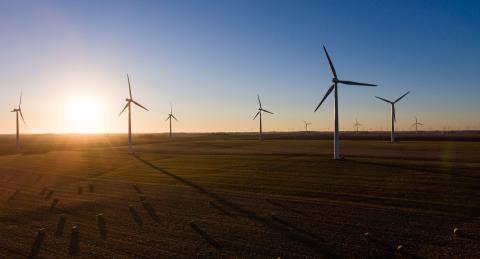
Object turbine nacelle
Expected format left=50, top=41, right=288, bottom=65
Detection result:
left=375, top=91, right=410, bottom=122
left=165, top=104, right=178, bottom=122
left=119, top=76, right=149, bottom=117
left=253, top=95, right=273, bottom=120
left=11, top=92, right=26, bottom=126
left=315, top=46, right=377, bottom=113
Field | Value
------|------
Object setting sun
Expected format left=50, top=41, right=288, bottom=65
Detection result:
left=64, top=98, right=104, bottom=133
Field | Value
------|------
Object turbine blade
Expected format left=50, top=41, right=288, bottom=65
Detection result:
left=418, top=123, right=423, bottom=126
left=257, top=95, right=262, bottom=109
left=323, top=46, right=337, bottom=78
left=19, top=110, right=26, bottom=125
left=253, top=111, right=260, bottom=120
left=19, top=92, right=22, bottom=107
left=119, top=103, right=129, bottom=116
left=393, top=105, right=396, bottom=122
left=314, top=84, right=334, bottom=112
left=394, top=91, right=410, bottom=103
left=170, top=103, right=172, bottom=114
left=262, top=109, right=274, bottom=114
left=337, top=80, right=377, bottom=87
left=166, top=115, right=171, bottom=121
left=132, top=100, right=149, bottom=111
left=127, top=74, right=133, bottom=99
left=375, top=96, right=392, bottom=103
left=172, top=115, right=178, bottom=121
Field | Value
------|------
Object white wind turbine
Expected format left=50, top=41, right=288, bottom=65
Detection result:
left=354, top=118, right=361, bottom=134
left=165, top=104, right=178, bottom=137
left=412, top=116, right=423, bottom=134
left=303, top=121, right=311, bottom=133
left=314, top=46, right=377, bottom=159
left=11, top=92, right=26, bottom=151
left=253, top=95, right=273, bottom=141
left=119, top=74, right=149, bottom=153
left=375, top=91, right=410, bottom=142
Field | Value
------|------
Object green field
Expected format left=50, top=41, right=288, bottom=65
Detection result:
left=0, top=134, right=479, bottom=258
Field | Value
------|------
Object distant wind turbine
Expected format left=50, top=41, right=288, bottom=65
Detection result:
left=412, top=116, right=423, bottom=134
left=375, top=91, right=410, bottom=142
left=119, top=74, right=149, bottom=153
left=253, top=95, right=273, bottom=141
left=314, top=46, right=377, bottom=159
left=303, top=121, right=312, bottom=133
left=165, top=104, right=178, bottom=137
left=11, top=92, right=26, bottom=151
left=354, top=118, right=361, bottom=134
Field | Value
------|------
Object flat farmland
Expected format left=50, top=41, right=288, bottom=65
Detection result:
left=0, top=134, right=479, bottom=258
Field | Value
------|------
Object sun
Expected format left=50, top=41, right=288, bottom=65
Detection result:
left=64, top=98, right=104, bottom=133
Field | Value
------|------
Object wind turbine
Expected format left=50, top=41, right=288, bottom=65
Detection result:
left=119, top=74, right=149, bottom=153
left=303, top=121, right=312, bottom=133
left=412, top=116, right=423, bottom=134
left=375, top=91, right=410, bottom=142
left=354, top=118, right=361, bottom=134
left=314, top=46, right=377, bottom=160
left=11, top=92, right=26, bottom=151
left=165, top=104, right=178, bottom=137
left=253, top=95, right=273, bottom=141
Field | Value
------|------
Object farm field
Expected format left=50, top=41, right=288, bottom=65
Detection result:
left=0, top=133, right=479, bottom=258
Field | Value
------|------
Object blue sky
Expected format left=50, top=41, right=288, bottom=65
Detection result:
left=0, top=0, right=479, bottom=133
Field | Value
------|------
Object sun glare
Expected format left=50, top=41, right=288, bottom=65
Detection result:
left=64, top=98, right=104, bottom=133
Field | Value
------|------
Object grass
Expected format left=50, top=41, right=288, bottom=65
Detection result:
left=0, top=133, right=479, bottom=258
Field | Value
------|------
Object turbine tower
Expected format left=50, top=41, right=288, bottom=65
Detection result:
left=314, top=46, right=377, bottom=160
left=119, top=74, right=149, bottom=153
left=354, top=118, right=361, bottom=134
left=11, top=92, right=26, bottom=151
left=253, top=95, right=273, bottom=141
left=375, top=91, right=410, bottom=142
left=303, top=121, right=311, bottom=133
left=165, top=104, right=178, bottom=137
left=412, top=116, right=423, bottom=134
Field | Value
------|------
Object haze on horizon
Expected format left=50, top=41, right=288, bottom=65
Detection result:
left=0, top=0, right=479, bottom=134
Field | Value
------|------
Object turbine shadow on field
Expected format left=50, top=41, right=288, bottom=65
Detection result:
left=190, top=221, right=222, bottom=250
left=210, top=201, right=237, bottom=218
left=133, top=154, right=336, bottom=258
left=271, top=214, right=323, bottom=242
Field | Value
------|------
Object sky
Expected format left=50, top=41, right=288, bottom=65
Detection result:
left=0, top=0, right=479, bottom=133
